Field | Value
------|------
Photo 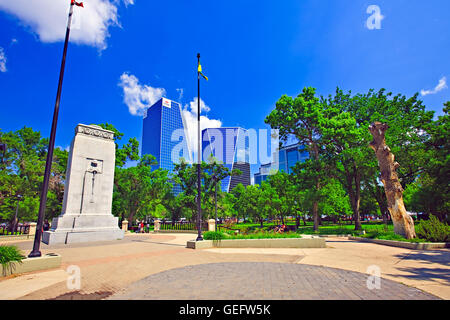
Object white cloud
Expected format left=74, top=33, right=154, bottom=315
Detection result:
left=122, top=0, right=134, bottom=6
left=0, top=0, right=134, bottom=50
left=118, top=72, right=166, bottom=116
left=188, top=97, right=211, bottom=114
left=176, top=88, right=184, bottom=101
left=57, top=145, right=70, bottom=152
left=0, top=47, right=6, bottom=72
left=421, top=77, right=448, bottom=96
left=117, top=72, right=222, bottom=159
left=182, top=98, right=222, bottom=159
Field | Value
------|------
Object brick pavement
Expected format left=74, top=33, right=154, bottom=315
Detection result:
left=109, top=262, right=438, bottom=300
left=1, top=234, right=447, bottom=300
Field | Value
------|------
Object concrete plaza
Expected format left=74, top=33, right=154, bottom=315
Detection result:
left=0, top=233, right=448, bottom=300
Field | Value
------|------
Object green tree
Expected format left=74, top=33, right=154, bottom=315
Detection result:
left=113, top=154, right=172, bottom=223
left=0, top=127, right=68, bottom=224
left=321, top=89, right=373, bottom=230
left=318, top=179, right=352, bottom=222
left=97, top=123, right=139, bottom=168
left=258, top=181, right=279, bottom=227
left=265, top=87, right=328, bottom=231
left=266, top=172, right=298, bottom=224
left=203, top=155, right=241, bottom=220
left=404, top=102, right=449, bottom=222
left=238, top=184, right=262, bottom=225
left=173, top=159, right=201, bottom=222
left=230, top=183, right=246, bottom=221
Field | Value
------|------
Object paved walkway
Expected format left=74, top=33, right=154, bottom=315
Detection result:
left=0, top=234, right=448, bottom=300
left=109, top=262, right=438, bottom=300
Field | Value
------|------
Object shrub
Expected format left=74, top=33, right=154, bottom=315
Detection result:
left=0, top=245, right=25, bottom=276
left=416, top=215, right=450, bottom=243
left=203, top=231, right=226, bottom=241
left=240, top=227, right=250, bottom=235
left=228, top=232, right=301, bottom=240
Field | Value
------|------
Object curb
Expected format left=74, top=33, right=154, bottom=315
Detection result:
left=348, top=236, right=450, bottom=250
left=0, top=235, right=33, bottom=242
left=154, top=230, right=198, bottom=234
left=1, top=253, right=62, bottom=277
left=187, top=237, right=326, bottom=249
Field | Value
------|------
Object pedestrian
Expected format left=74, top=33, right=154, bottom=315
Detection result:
left=43, top=220, right=50, bottom=231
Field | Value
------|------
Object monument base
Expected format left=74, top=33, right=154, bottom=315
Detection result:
left=42, top=214, right=124, bottom=245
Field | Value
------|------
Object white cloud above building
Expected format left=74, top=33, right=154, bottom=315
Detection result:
left=0, top=0, right=134, bottom=50
left=421, top=77, right=448, bottom=96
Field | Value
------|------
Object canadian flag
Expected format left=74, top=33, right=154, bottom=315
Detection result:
left=71, top=0, right=84, bottom=7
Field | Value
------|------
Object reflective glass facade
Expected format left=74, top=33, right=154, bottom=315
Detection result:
left=202, top=127, right=251, bottom=192
left=142, top=98, right=192, bottom=194
left=254, top=144, right=309, bottom=184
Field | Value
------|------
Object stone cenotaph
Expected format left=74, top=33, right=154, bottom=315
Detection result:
left=43, top=124, right=124, bottom=244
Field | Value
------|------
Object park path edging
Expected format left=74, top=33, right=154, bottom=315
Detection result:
left=1, top=253, right=62, bottom=277
left=187, top=237, right=326, bottom=249
left=348, top=236, right=450, bottom=250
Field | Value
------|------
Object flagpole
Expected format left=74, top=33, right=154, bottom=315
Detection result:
left=29, top=1, right=75, bottom=258
left=196, top=53, right=203, bottom=241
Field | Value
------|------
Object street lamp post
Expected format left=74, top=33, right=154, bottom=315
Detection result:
left=213, top=174, right=218, bottom=232
left=29, top=2, right=76, bottom=258
left=196, top=53, right=203, bottom=241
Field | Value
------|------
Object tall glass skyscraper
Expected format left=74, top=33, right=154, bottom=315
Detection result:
left=254, top=143, right=309, bottom=184
left=142, top=98, right=192, bottom=194
left=202, top=127, right=251, bottom=192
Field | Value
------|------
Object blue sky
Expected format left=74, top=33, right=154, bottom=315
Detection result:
left=0, top=0, right=449, bottom=176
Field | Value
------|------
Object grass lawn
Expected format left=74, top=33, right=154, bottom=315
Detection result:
left=296, top=221, right=394, bottom=235
left=227, top=220, right=430, bottom=243
left=228, top=220, right=391, bottom=234
left=224, top=232, right=301, bottom=240
left=358, top=231, right=427, bottom=243
left=203, top=231, right=301, bottom=240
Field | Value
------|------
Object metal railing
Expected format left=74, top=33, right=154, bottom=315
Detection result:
left=0, top=224, right=30, bottom=236
left=217, top=225, right=241, bottom=234
left=160, top=221, right=208, bottom=231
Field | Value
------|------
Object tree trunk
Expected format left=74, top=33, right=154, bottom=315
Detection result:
left=353, top=166, right=362, bottom=230
left=373, top=183, right=389, bottom=224
left=345, top=166, right=362, bottom=231
left=312, top=201, right=319, bottom=231
left=369, top=122, right=416, bottom=239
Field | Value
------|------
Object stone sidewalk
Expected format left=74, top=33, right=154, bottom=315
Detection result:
left=109, top=262, right=438, bottom=300
left=206, top=239, right=450, bottom=299
left=0, top=234, right=448, bottom=300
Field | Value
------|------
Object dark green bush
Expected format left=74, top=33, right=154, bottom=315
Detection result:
left=416, top=215, right=450, bottom=243
left=203, top=231, right=226, bottom=241
left=228, top=232, right=301, bottom=240
left=240, top=227, right=250, bottom=234
left=0, top=245, right=25, bottom=276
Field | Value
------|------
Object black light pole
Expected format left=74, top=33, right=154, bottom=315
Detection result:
left=214, top=175, right=218, bottom=232
left=29, top=2, right=75, bottom=258
left=196, top=53, right=203, bottom=241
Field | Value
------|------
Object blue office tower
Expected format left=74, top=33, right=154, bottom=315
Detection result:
left=202, top=127, right=251, bottom=192
left=142, top=98, right=192, bottom=194
left=254, top=143, right=309, bottom=184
